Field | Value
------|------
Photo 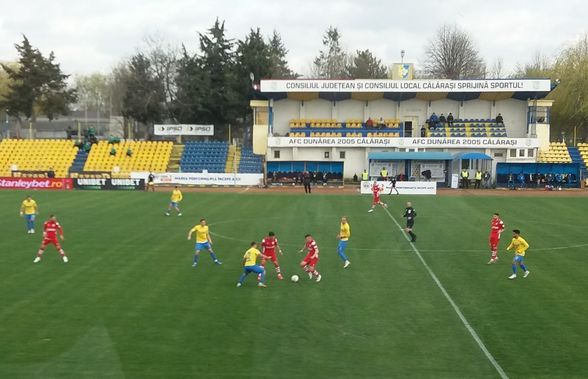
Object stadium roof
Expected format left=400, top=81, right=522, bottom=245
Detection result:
left=258, top=79, right=553, bottom=102
left=368, top=152, right=454, bottom=161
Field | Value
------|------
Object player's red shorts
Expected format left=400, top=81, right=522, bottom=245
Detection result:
left=41, top=238, right=62, bottom=250
left=302, top=253, right=319, bottom=267
left=489, top=234, right=500, bottom=250
left=373, top=195, right=381, bottom=204
left=264, top=251, right=278, bottom=263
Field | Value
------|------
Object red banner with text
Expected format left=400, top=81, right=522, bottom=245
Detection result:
left=0, top=177, right=73, bottom=190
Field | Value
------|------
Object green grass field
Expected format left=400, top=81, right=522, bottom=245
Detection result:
left=1, top=190, right=587, bottom=378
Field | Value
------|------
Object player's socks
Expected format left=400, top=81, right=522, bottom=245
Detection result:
left=512, top=264, right=517, bottom=274
left=238, top=273, right=247, bottom=284
left=520, top=264, right=527, bottom=272
left=338, top=250, right=349, bottom=262
left=193, top=254, right=200, bottom=266
left=210, top=253, right=222, bottom=264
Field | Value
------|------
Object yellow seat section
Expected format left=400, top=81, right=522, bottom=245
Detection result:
left=83, top=140, right=173, bottom=177
left=537, top=142, right=572, bottom=163
left=0, top=139, right=77, bottom=177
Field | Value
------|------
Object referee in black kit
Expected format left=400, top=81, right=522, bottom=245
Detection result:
left=388, top=175, right=399, bottom=195
left=303, top=171, right=312, bottom=194
left=403, top=201, right=417, bottom=242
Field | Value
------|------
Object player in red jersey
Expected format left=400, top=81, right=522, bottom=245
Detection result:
left=298, top=234, right=321, bottom=282
left=33, top=215, right=68, bottom=263
left=260, top=232, right=284, bottom=280
left=487, top=213, right=505, bottom=264
left=368, top=181, right=387, bottom=213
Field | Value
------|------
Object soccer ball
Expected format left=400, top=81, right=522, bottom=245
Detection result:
left=291, top=275, right=299, bottom=283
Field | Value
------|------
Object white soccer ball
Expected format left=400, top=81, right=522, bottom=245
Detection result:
left=291, top=275, right=299, bottom=283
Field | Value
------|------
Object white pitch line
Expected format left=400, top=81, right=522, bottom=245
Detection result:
left=383, top=207, right=509, bottom=379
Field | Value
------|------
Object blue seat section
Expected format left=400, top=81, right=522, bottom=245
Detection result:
left=239, top=146, right=262, bottom=173
left=428, top=119, right=508, bottom=138
left=180, top=141, right=229, bottom=173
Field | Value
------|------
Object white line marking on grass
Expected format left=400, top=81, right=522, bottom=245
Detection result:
left=383, top=207, right=509, bottom=379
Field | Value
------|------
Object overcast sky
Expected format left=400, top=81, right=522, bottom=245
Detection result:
left=0, top=0, right=586, bottom=78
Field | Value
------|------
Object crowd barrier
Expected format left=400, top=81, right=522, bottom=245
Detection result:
left=360, top=180, right=437, bottom=195
left=131, top=172, right=263, bottom=186
left=73, top=178, right=145, bottom=190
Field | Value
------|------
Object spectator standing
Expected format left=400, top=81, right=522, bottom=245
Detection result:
left=447, top=113, right=454, bottom=127
left=483, top=170, right=491, bottom=189
left=430, top=112, right=439, bottom=129
left=461, top=168, right=469, bottom=189
left=439, top=113, right=446, bottom=127
left=475, top=169, right=482, bottom=189
left=421, top=126, right=427, bottom=137
left=303, top=171, right=311, bottom=194
left=496, top=113, right=504, bottom=125
left=508, top=173, right=515, bottom=189
left=366, top=117, right=374, bottom=128
left=380, top=167, right=388, bottom=181
left=361, top=169, right=369, bottom=182
left=517, top=172, right=525, bottom=189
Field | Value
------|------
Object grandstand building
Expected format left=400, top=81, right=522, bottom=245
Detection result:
left=251, top=78, right=582, bottom=187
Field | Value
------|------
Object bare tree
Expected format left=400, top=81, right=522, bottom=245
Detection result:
left=513, top=51, right=552, bottom=78
left=143, top=34, right=180, bottom=122
left=312, top=26, right=349, bottom=79
left=423, top=24, right=486, bottom=79
left=488, top=57, right=504, bottom=79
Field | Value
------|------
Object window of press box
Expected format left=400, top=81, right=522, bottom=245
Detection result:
left=324, top=151, right=330, bottom=158
left=509, top=149, right=517, bottom=158
left=339, top=151, right=346, bottom=159
left=274, top=150, right=280, bottom=159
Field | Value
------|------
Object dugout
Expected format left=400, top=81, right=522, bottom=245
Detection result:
left=496, top=162, right=580, bottom=188
left=368, top=151, right=453, bottom=185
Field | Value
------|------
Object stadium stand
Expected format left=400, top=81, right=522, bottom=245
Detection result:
left=238, top=146, right=262, bottom=173
left=180, top=141, right=228, bottom=173
left=428, top=118, right=508, bottom=138
left=83, top=140, right=172, bottom=176
left=537, top=142, right=572, bottom=163
left=0, top=139, right=78, bottom=177
left=288, top=118, right=402, bottom=137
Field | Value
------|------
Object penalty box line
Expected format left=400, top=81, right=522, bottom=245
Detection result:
left=383, top=207, right=509, bottom=379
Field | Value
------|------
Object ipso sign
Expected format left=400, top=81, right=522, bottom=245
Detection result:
left=154, top=124, right=214, bottom=136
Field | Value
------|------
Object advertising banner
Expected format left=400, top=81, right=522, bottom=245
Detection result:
left=154, top=124, right=214, bottom=136
left=268, top=137, right=539, bottom=149
left=260, top=79, right=551, bottom=93
left=131, top=172, right=263, bottom=186
left=360, top=180, right=437, bottom=195
left=0, top=177, right=73, bottom=190
left=74, top=178, right=145, bottom=190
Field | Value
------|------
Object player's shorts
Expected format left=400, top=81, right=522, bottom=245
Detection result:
left=514, top=255, right=524, bottom=263
left=148, top=181, right=154, bottom=186
left=41, top=238, right=61, bottom=250
left=244, top=265, right=264, bottom=274
left=264, top=251, right=278, bottom=262
left=25, top=214, right=35, bottom=221
left=196, top=242, right=212, bottom=251
left=373, top=196, right=381, bottom=204
left=338, top=240, right=348, bottom=253
left=302, top=253, right=319, bottom=267
left=489, top=235, right=500, bottom=249
left=170, top=201, right=179, bottom=207
left=406, top=220, right=414, bottom=228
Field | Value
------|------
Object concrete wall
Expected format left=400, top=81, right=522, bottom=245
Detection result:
left=495, top=99, right=528, bottom=137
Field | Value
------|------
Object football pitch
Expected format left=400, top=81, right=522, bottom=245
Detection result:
left=1, top=190, right=587, bottom=379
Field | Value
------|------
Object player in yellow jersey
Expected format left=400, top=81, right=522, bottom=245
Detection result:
left=166, top=186, right=183, bottom=216
left=337, top=216, right=351, bottom=268
left=506, top=229, right=530, bottom=279
left=236, top=242, right=269, bottom=288
left=20, top=195, right=39, bottom=234
left=187, top=218, right=222, bottom=267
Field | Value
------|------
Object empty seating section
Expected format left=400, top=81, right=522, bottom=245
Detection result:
left=180, top=141, right=228, bottom=173
left=577, top=143, right=588, bottom=166
left=0, top=139, right=77, bottom=177
left=428, top=119, right=507, bottom=138
left=538, top=142, right=572, bottom=163
left=84, top=141, right=172, bottom=176
left=239, top=146, right=262, bottom=173
left=288, top=118, right=401, bottom=137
